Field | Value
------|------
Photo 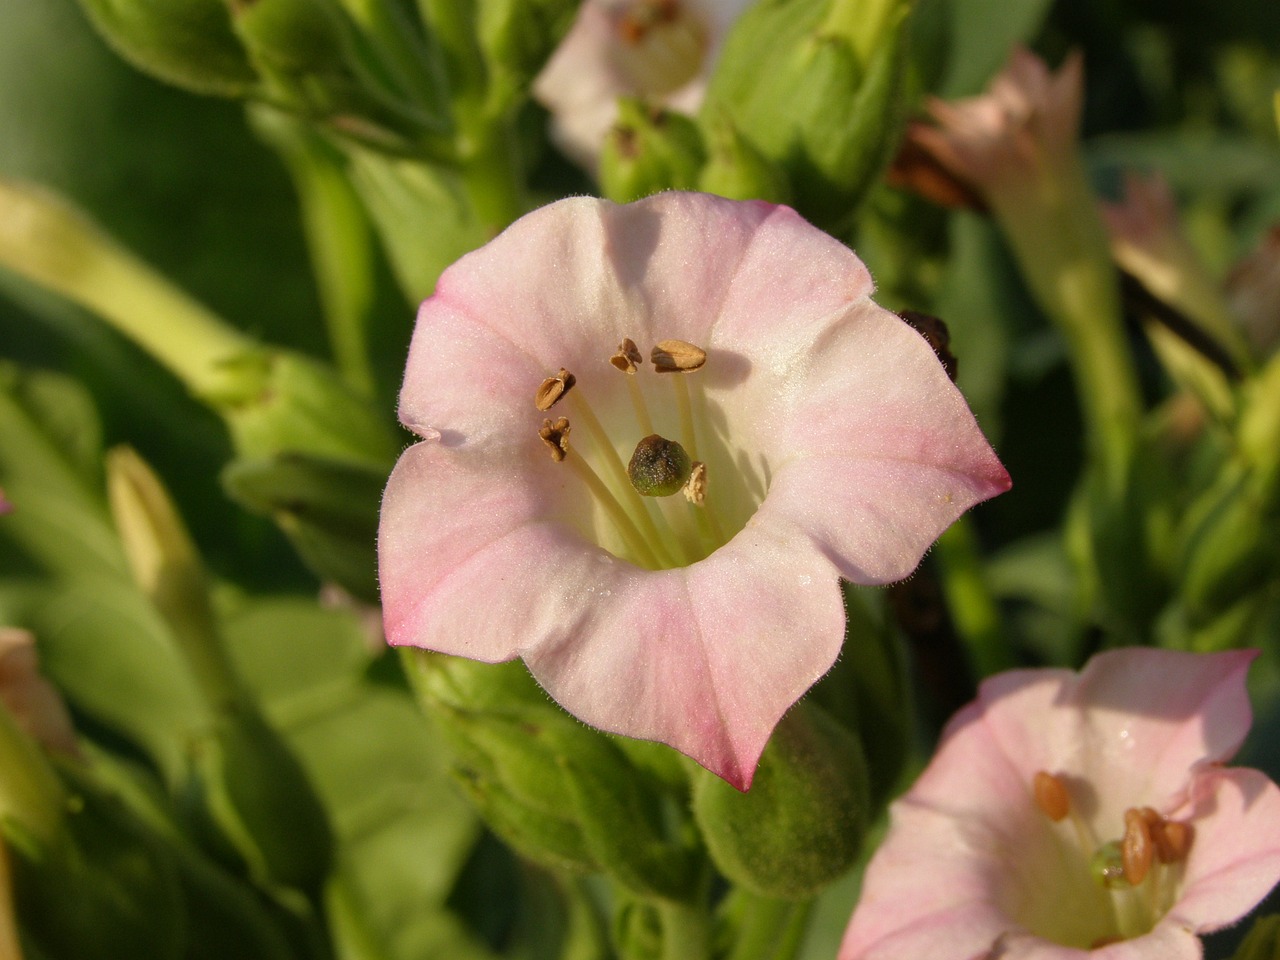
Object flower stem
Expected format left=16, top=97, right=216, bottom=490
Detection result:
left=933, top=518, right=1014, bottom=677
left=0, top=178, right=254, bottom=400
left=725, top=894, right=814, bottom=960
left=659, top=901, right=712, bottom=960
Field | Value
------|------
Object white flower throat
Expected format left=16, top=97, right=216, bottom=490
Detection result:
left=1027, top=770, right=1194, bottom=948
left=534, top=337, right=747, bottom=570
left=607, top=0, right=710, bottom=96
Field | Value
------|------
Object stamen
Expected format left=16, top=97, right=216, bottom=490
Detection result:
left=1122, top=808, right=1154, bottom=885
left=536, top=368, right=576, bottom=411
left=539, top=417, right=571, bottom=461
left=612, top=338, right=655, bottom=435
left=1032, top=771, right=1070, bottom=821
left=610, top=338, right=644, bottom=374
left=651, top=339, right=707, bottom=372
left=1152, top=819, right=1193, bottom=864
left=683, top=461, right=706, bottom=505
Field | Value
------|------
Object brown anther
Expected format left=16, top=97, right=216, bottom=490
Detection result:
left=538, top=417, right=571, bottom=462
left=1152, top=819, right=1193, bottom=864
left=1122, top=807, right=1154, bottom=885
left=683, top=461, right=706, bottom=505
left=617, top=0, right=680, bottom=43
left=610, top=338, right=644, bottom=374
left=1032, top=771, right=1070, bottom=822
left=651, top=339, right=706, bottom=373
left=535, top=368, right=576, bottom=411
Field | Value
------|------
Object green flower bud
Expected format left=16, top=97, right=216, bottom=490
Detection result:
left=599, top=99, right=706, bottom=204
left=627, top=434, right=694, bottom=498
left=698, top=112, right=791, bottom=203
left=220, top=453, right=384, bottom=602
left=75, top=0, right=256, bottom=97
left=702, top=0, right=912, bottom=227
left=476, top=0, right=579, bottom=109
left=692, top=702, right=870, bottom=899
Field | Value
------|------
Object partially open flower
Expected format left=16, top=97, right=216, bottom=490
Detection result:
left=533, top=0, right=750, bottom=168
left=840, top=648, right=1280, bottom=958
left=378, top=192, right=1009, bottom=788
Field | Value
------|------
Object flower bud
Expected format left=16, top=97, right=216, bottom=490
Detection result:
left=474, top=0, right=579, bottom=109
left=691, top=702, right=869, bottom=898
left=701, top=0, right=911, bottom=226
left=599, top=99, right=706, bottom=203
left=75, top=0, right=256, bottom=96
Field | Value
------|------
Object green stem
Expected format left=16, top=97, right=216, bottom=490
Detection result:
left=659, top=901, right=713, bottom=960
left=933, top=517, right=1014, bottom=677
left=457, top=122, right=529, bottom=237
left=726, top=894, right=814, bottom=960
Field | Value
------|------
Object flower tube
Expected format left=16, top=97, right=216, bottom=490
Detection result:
left=378, top=192, right=1009, bottom=788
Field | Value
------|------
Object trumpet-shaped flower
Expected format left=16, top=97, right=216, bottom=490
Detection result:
left=377, top=192, right=1009, bottom=788
left=533, top=0, right=750, bottom=167
left=840, top=648, right=1280, bottom=959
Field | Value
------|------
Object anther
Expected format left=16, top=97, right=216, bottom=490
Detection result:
left=1152, top=818, right=1193, bottom=864
left=535, top=368, right=576, bottom=411
left=1032, top=771, right=1070, bottom=822
left=539, top=417, right=571, bottom=462
left=1122, top=808, right=1154, bottom=885
left=610, top=338, right=644, bottom=374
left=651, top=339, right=706, bottom=373
left=683, top=461, right=706, bottom=505
left=628, top=434, right=692, bottom=497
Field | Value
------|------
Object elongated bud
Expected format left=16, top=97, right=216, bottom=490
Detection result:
left=599, top=99, right=706, bottom=203
left=75, top=0, right=256, bottom=96
left=692, top=702, right=869, bottom=898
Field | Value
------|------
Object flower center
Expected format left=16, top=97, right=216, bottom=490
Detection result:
left=1019, top=771, right=1194, bottom=949
left=532, top=337, right=746, bottom=570
left=606, top=0, right=709, bottom=97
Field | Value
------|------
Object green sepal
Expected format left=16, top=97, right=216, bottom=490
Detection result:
left=1232, top=913, right=1280, bottom=960
left=475, top=0, right=579, bottom=112
left=220, top=453, right=384, bottom=601
left=697, top=111, right=791, bottom=203
left=599, top=99, right=706, bottom=204
left=189, top=706, right=334, bottom=896
left=702, top=0, right=912, bottom=228
left=691, top=702, right=869, bottom=899
left=9, top=768, right=185, bottom=960
left=74, top=0, right=256, bottom=97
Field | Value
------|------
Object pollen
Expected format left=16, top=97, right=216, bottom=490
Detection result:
left=535, top=368, right=576, bottom=410
left=610, top=338, right=644, bottom=374
left=1032, top=770, right=1070, bottom=822
left=539, top=417, right=572, bottom=461
left=651, top=339, right=706, bottom=373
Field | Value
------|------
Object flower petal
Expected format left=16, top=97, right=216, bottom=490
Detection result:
left=379, top=440, right=619, bottom=662
left=1169, top=767, right=1280, bottom=933
left=975, top=649, right=1257, bottom=831
left=522, top=522, right=845, bottom=789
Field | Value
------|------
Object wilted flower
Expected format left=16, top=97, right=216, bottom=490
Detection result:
left=1227, top=225, right=1280, bottom=358
left=377, top=191, right=1008, bottom=788
left=533, top=0, right=750, bottom=167
left=0, top=628, right=78, bottom=757
left=840, top=648, right=1280, bottom=959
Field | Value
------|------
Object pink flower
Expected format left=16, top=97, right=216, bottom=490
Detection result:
left=840, top=648, right=1280, bottom=959
left=0, top=487, right=11, bottom=516
left=533, top=0, right=750, bottom=167
left=377, top=192, right=1009, bottom=788
left=0, top=628, right=78, bottom=757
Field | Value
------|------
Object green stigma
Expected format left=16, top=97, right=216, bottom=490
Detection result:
left=628, top=434, right=692, bottom=497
